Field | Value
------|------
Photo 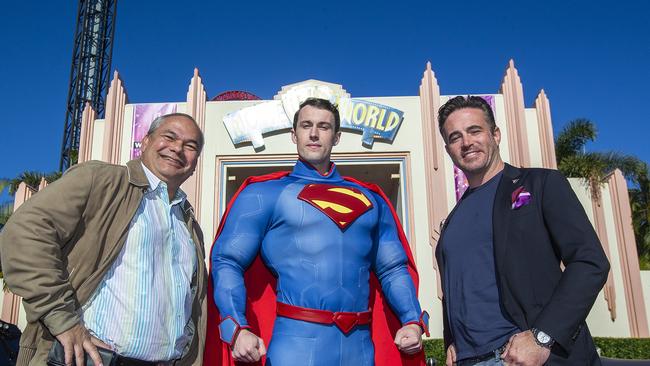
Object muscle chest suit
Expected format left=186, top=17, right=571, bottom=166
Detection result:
left=209, top=161, right=424, bottom=366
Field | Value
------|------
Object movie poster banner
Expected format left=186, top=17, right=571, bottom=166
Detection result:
left=131, top=103, right=178, bottom=159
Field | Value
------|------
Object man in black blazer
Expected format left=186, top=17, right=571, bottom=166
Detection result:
left=435, top=96, right=609, bottom=366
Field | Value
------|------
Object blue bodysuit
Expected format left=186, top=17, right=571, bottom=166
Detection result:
left=211, top=160, right=422, bottom=366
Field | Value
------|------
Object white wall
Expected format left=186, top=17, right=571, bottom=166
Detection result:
left=641, top=271, right=650, bottom=332
left=524, top=108, right=543, bottom=167
left=58, top=81, right=649, bottom=340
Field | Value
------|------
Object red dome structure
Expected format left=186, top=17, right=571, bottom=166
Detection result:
left=212, top=90, right=261, bottom=101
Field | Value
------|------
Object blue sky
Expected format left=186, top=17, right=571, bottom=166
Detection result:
left=1, top=1, right=648, bottom=203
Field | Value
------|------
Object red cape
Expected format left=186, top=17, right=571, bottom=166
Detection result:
left=204, top=172, right=425, bottom=366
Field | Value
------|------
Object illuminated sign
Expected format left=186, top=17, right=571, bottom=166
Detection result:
left=222, top=82, right=404, bottom=149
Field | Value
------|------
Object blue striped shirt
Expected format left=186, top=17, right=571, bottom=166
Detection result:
left=82, top=164, right=197, bottom=361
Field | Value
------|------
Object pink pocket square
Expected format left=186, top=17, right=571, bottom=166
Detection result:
left=511, top=186, right=532, bottom=210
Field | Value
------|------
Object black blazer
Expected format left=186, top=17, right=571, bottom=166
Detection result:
left=436, top=164, right=610, bottom=365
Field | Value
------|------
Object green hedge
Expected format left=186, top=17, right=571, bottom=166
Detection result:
left=595, top=337, right=650, bottom=359
left=422, top=338, right=650, bottom=362
left=423, top=339, right=445, bottom=364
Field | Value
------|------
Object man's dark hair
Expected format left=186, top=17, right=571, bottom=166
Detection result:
left=293, top=98, right=341, bottom=132
left=438, top=96, right=496, bottom=140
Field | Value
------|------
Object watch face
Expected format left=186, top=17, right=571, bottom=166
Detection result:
left=537, top=331, right=551, bottom=344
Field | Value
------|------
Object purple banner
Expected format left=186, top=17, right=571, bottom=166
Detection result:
left=131, top=103, right=177, bottom=159
left=454, top=95, right=495, bottom=201
left=454, top=166, right=469, bottom=201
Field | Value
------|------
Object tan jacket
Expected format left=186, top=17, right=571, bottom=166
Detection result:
left=0, top=160, right=207, bottom=365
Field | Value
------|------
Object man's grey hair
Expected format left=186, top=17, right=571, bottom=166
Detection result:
left=147, top=113, right=205, bottom=150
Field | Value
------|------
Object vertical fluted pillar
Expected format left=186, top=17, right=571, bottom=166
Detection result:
left=499, top=60, right=530, bottom=167
left=182, top=68, right=207, bottom=223
left=419, top=62, right=447, bottom=300
left=609, top=170, right=649, bottom=336
left=1, top=182, right=37, bottom=324
left=78, top=103, right=97, bottom=163
left=534, top=90, right=557, bottom=169
left=591, top=190, right=617, bottom=321
left=102, top=71, right=128, bottom=164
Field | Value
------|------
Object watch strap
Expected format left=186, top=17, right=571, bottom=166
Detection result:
left=531, top=327, right=554, bottom=349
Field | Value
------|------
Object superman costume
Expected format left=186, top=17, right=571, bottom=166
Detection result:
left=206, top=160, right=427, bottom=366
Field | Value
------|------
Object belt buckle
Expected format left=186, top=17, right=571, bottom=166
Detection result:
left=332, top=312, right=359, bottom=334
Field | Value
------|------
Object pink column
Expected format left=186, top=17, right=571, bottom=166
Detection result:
left=591, top=191, right=617, bottom=320
left=499, top=60, right=531, bottom=168
left=419, top=62, right=448, bottom=300
left=609, top=170, right=649, bottom=337
left=534, top=90, right=557, bottom=169
left=102, top=71, right=129, bottom=164
left=78, top=103, right=97, bottom=163
left=1, top=182, right=39, bottom=324
left=181, top=68, right=207, bottom=224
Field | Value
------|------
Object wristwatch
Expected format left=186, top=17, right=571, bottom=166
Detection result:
left=531, top=328, right=555, bottom=349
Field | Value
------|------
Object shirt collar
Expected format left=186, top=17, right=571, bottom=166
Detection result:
left=290, top=159, right=343, bottom=182
left=141, top=162, right=187, bottom=205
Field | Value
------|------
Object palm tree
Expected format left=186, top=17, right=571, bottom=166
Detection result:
left=628, top=165, right=650, bottom=269
left=0, top=177, right=10, bottom=198
left=556, top=119, right=642, bottom=194
left=0, top=201, right=12, bottom=284
left=0, top=201, right=12, bottom=227
left=0, top=178, right=13, bottom=228
left=6, top=171, right=62, bottom=195
left=0, top=170, right=62, bottom=228
left=555, top=118, right=650, bottom=269
left=0, top=171, right=61, bottom=284
left=5, top=171, right=61, bottom=195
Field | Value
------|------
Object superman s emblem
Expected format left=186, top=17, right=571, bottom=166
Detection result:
left=298, top=184, right=373, bottom=230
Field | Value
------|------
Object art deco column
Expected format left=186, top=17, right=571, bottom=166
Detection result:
left=499, top=60, right=530, bottom=167
left=609, top=170, right=649, bottom=337
left=419, top=62, right=448, bottom=300
left=534, top=90, right=557, bottom=169
left=102, top=71, right=128, bottom=164
left=0, top=180, right=46, bottom=324
left=78, top=103, right=97, bottom=163
left=591, top=188, right=617, bottom=321
left=182, top=68, right=207, bottom=223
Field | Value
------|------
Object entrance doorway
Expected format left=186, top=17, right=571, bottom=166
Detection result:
left=215, top=154, right=413, bottom=242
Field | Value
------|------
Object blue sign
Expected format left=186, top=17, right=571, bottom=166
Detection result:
left=340, top=99, right=404, bottom=146
left=222, top=85, right=405, bottom=149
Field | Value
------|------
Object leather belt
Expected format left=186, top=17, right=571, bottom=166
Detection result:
left=276, top=302, right=371, bottom=334
left=456, top=343, right=507, bottom=366
left=114, top=355, right=160, bottom=366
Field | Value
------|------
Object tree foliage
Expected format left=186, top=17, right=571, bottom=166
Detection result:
left=0, top=201, right=12, bottom=227
left=629, top=165, right=650, bottom=269
left=2, top=171, right=62, bottom=195
left=0, top=170, right=62, bottom=229
left=555, top=119, right=650, bottom=269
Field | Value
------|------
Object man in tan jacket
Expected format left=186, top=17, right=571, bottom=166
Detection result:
left=0, top=113, right=207, bottom=366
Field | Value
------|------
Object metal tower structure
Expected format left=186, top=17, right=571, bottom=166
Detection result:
left=60, top=0, right=117, bottom=170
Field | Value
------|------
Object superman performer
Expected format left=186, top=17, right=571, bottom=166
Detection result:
left=206, top=98, right=428, bottom=366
